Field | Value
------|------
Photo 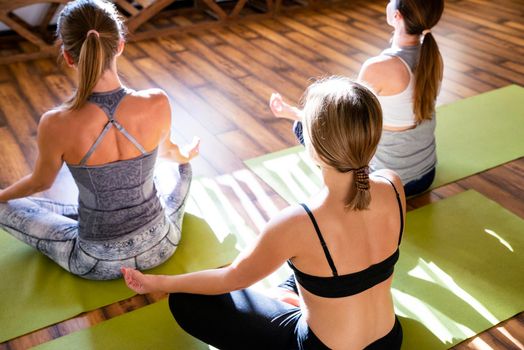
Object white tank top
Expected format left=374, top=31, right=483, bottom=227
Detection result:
left=371, top=44, right=437, bottom=184
left=376, top=45, right=420, bottom=128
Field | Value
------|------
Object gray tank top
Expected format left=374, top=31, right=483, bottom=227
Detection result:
left=371, top=45, right=437, bottom=184
left=67, top=87, right=164, bottom=241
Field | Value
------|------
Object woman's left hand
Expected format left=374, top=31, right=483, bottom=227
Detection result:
left=121, top=267, right=158, bottom=294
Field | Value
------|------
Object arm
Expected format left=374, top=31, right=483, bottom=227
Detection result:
left=0, top=112, right=64, bottom=202
left=269, top=93, right=303, bottom=121
left=123, top=208, right=298, bottom=295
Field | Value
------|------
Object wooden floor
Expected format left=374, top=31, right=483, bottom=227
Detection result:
left=0, top=0, right=523, bottom=349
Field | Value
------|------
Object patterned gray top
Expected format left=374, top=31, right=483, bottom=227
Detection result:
left=67, top=88, right=165, bottom=241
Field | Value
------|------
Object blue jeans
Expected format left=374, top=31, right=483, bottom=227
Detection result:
left=0, top=163, right=192, bottom=280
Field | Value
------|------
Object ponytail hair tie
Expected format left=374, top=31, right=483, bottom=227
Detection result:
left=354, top=166, right=370, bottom=191
left=420, top=29, right=431, bottom=43
left=86, top=29, right=100, bottom=38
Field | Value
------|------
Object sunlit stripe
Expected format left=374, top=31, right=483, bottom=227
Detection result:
left=484, top=229, right=514, bottom=252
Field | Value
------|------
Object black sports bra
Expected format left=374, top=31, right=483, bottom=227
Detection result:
left=287, top=176, right=404, bottom=298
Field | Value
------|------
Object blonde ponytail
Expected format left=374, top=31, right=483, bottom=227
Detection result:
left=302, top=77, right=382, bottom=211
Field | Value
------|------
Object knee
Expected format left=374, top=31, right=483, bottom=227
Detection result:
left=168, top=293, right=200, bottom=332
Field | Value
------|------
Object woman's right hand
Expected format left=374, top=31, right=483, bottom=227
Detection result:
left=269, top=93, right=302, bottom=121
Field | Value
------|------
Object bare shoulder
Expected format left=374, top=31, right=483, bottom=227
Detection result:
left=38, top=108, right=71, bottom=132
left=131, top=88, right=170, bottom=106
left=359, top=55, right=409, bottom=93
left=372, top=168, right=402, bottom=187
left=360, top=55, right=399, bottom=77
left=371, top=169, right=406, bottom=211
left=262, top=204, right=309, bottom=238
left=129, top=88, right=171, bottom=128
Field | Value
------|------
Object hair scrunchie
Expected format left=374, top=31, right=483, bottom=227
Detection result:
left=354, top=166, right=370, bottom=191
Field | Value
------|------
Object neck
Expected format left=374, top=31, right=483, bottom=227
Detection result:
left=392, top=29, right=420, bottom=47
left=321, top=166, right=354, bottom=205
left=91, top=62, right=122, bottom=93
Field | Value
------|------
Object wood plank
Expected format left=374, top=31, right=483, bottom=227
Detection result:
left=212, top=43, right=303, bottom=99
left=44, top=74, right=74, bottom=102
left=0, top=127, right=31, bottom=186
left=243, top=21, right=324, bottom=62
left=174, top=49, right=278, bottom=123
left=135, top=39, right=208, bottom=88
left=177, top=34, right=249, bottom=80
left=284, top=31, right=361, bottom=72
left=0, top=83, right=39, bottom=165
left=197, top=85, right=287, bottom=153
left=134, top=56, right=234, bottom=134
left=214, top=27, right=290, bottom=71
left=275, top=15, right=361, bottom=55
left=8, top=62, right=58, bottom=116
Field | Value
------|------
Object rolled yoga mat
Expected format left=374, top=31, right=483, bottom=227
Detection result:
left=0, top=213, right=239, bottom=343
left=32, top=190, right=524, bottom=350
left=245, top=85, right=524, bottom=204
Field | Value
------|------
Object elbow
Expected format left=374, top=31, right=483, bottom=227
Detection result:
left=34, top=181, right=52, bottom=192
left=30, top=177, right=53, bottom=193
left=223, top=266, right=251, bottom=292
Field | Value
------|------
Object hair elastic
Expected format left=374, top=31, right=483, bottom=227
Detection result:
left=421, top=29, right=431, bottom=36
left=86, top=29, right=100, bottom=38
left=354, top=166, right=370, bottom=191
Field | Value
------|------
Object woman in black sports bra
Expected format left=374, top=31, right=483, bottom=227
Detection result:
left=123, top=77, right=407, bottom=350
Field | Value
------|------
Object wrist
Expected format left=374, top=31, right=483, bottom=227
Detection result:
left=0, top=190, right=7, bottom=203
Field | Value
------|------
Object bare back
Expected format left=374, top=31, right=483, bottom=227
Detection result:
left=288, top=171, right=406, bottom=349
left=51, top=88, right=170, bottom=166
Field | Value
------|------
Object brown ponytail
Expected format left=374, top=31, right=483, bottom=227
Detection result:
left=396, top=0, right=444, bottom=123
left=57, top=0, right=125, bottom=110
left=67, top=32, right=105, bottom=110
left=302, top=77, right=382, bottom=211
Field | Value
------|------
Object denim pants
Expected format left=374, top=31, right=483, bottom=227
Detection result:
left=0, top=163, right=192, bottom=280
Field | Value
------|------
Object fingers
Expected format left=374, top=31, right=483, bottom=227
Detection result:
left=270, top=93, right=283, bottom=112
left=121, top=267, right=143, bottom=293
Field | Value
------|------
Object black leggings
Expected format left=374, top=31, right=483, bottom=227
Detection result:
left=168, top=286, right=402, bottom=349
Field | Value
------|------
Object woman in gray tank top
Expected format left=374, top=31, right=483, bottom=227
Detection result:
left=0, top=0, right=199, bottom=280
left=270, top=0, right=444, bottom=197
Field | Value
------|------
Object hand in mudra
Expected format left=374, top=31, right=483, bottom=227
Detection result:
left=165, top=137, right=200, bottom=164
left=269, top=93, right=301, bottom=121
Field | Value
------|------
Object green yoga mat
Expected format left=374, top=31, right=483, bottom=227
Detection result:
left=33, top=299, right=209, bottom=350
left=32, top=190, right=524, bottom=350
left=0, top=213, right=239, bottom=343
left=245, top=85, right=524, bottom=204
left=395, top=190, right=524, bottom=349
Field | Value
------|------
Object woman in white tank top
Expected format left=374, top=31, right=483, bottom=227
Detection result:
left=270, top=0, right=444, bottom=196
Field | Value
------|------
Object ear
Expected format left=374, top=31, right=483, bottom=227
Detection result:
left=62, top=50, right=75, bottom=67
left=116, top=39, right=125, bottom=57
left=394, top=9, right=403, bottom=22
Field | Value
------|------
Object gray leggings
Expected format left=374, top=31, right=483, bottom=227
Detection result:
left=0, top=163, right=191, bottom=280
